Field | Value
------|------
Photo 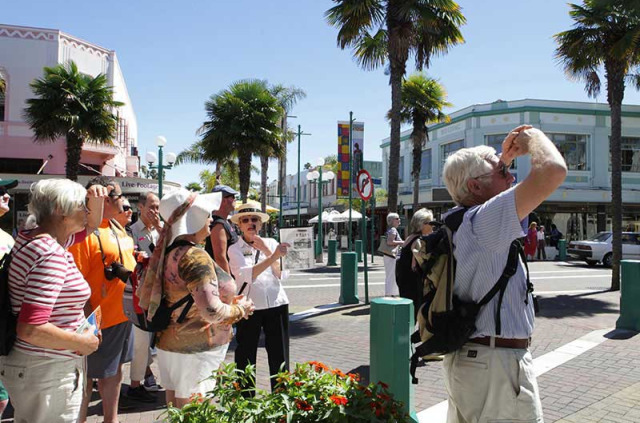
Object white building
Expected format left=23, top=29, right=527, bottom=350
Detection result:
left=380, top=98, right=640, bottom=240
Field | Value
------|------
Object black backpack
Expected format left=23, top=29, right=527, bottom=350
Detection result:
left=0, top=239, right=36, bottom=356
left=408, top=209, right=535, bottom=383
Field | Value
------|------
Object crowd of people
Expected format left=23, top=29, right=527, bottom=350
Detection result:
left=0, top=178, right=290, bottom=423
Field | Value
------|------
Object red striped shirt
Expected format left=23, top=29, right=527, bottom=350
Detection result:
left=9, top=232, right=91, bottom=359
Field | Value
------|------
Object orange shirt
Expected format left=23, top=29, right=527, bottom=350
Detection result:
left=69, top=219, right=136, bottom=329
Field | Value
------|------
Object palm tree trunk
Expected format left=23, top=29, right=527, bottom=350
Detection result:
left=261, top=155, right=269, bottom=213
left=411, top=116, right=426, bottom=212
left=238, top=151, right=252, bottom=203
left=606, top=64, right=625, bottom=291
left=215, top=161, right=222, bottom=185
left=65, top=133, right=83, bottom=181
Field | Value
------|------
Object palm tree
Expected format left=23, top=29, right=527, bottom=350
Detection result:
left=199, top=79, right=282, bottom=202
left=326, top=0, right=465, bottom=212
left=23, top=61, right=123, bottom=181
left=398, top=73, right=450, bottom=211
left=555, top=0, right=640, bottom=290
left=175, top=139, right=238, bottom=186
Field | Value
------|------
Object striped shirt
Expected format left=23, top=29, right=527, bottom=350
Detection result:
left=8, top=232, right=91, bottom=359
left=449, top=186, right=535, bottom=339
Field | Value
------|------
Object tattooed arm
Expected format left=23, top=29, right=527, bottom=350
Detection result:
left=179, top=248, right=252, bottom=324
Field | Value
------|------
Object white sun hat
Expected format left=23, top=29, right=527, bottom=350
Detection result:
left=159, top=188, right=222, bottom=244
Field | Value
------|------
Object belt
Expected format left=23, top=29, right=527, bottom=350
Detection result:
left=469, top=336, right=531, bottom=349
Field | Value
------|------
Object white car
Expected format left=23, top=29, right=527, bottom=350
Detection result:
left=568, top=232, right=640, bottom=267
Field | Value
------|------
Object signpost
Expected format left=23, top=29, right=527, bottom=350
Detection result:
left=356, top=169, right=372, bottom=304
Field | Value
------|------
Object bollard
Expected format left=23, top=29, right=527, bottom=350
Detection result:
left=616, top=260, right=640, bottom=331
left=355, top=240, right=363, bottom=263
left=327, top=239, right=338, bottom=266
left=339, top=252, right=359, bottom=304
left=558, top=239, right=567, bottom=261
left=370, top=298, right=418, bottom=422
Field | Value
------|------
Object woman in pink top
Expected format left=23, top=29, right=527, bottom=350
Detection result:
left=0, top=179, right=107, bottom=423
left=137, top=188, right=254, bottom=409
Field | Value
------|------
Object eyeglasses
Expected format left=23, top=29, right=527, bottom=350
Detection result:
left=109, top=192, right=124, bottom=201
left=122, top=205, right=131, bottom=212
left=474, top=161, right=509, bottom=180
left=240, top=217, right=260, bottom=224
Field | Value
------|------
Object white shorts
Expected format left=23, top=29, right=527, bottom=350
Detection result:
left=157, top=344, right=229, bottom=399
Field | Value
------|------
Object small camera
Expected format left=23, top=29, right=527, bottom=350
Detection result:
left=104, top=262, right=132, bottom=283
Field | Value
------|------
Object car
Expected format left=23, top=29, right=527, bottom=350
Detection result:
left=568, top=231, right=640, bottom=267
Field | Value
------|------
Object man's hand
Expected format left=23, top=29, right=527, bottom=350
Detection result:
left=500, top=125, right=533, bottom=165
left=146, top=208, right=162, bottom=229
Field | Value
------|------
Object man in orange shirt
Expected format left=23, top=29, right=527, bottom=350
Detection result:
left=70, top=176, right=137, bottom=423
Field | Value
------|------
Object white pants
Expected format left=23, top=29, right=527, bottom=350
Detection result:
left=443, top=342, right=543, bottom=423
left=384, top=255, right=399, bottom=296
left=0, top=349, right=84, bottom=423
left=157, top=344, right=229, bottom=399
left=130, top=325, right=153, bottom=382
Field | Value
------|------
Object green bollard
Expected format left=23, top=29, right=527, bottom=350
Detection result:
left=328, top=239, right=338, bottom=266
left=558, top=239, right=567, bottom=261
left=370, top=298, right=418, bottom=423
left=339, top=252, right=359, bottom=304
left=616, top=260, right=640, bottom=331
left=355, top=240, right=363, bottom=263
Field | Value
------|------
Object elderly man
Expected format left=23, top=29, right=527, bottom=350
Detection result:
left=440, top=125, right=566, bottom=423
left=204, top=185, right=239, bottom=274
left=71, top=177, right=136, bottom=423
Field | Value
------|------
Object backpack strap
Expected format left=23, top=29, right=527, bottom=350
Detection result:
left=163, top=240, right=197, bottom=323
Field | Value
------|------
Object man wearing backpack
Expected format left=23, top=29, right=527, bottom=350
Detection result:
left=204, top=185, right=239, bottom=274
left=441, top=126, right=566, bottom=423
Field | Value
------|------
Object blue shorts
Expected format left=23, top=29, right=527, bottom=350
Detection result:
left=87, top=321, right=133, bottom=379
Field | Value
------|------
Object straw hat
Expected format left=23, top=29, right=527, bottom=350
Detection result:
left=230, top=202, right=270, bottom=225
left=159, top=188, right=222, bottom=244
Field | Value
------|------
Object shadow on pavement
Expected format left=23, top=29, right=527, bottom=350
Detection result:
left=342, top=307, right=371, bottom=317
left=537, top=290, right=618, bottom=319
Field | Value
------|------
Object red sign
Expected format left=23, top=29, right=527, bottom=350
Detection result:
left=356, top=169, right=373, bottom=201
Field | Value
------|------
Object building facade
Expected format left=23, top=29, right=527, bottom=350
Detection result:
left=380, top=98, right=640, bottom=241
left=0, top=24, right=178, bottom=232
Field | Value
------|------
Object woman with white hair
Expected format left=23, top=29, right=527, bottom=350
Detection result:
left=0, top=178, right=107, bottom=423
left=137, top=188, right=254, bottom=408
left=383, top=212, right=404, bottom=296
left=396, top=208, right=437, bottom=318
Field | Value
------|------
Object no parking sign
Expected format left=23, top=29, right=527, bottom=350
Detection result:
left=356, top=169, right=373, bottom=201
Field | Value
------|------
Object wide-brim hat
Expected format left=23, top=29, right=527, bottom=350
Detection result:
left=159, top=188, right=222, bottom=244
left=0, top=178, right=18, bottom=189
left=230, top=202, right=270, bottom=225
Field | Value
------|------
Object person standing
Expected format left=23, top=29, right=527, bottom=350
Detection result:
left=537, top=225, right=547, bottom=261
left=70, top=176, right=136, bottom=423
left=228, top=203, right=290, bottom=392
left=204, top=185, right=239, bottom=274
left=125, top=192, right=162, bottom=401
left=525, top=221, right=538, bottom=261
left=440, top=125, right=566, bottom=423
left=383, top=213, right=403, bottom=296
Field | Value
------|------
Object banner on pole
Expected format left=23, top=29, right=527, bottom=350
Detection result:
left=337, top=121, right=364, bottom=198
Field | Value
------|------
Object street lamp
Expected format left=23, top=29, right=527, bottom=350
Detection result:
left=306, top=157, right=335, bottom=260
left=296, top=124, right=311, bottom=226
left=145, top=135, right=176, bottom=198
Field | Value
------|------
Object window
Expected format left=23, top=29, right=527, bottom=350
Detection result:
left=420, top=149, right=432, bottom=180
left=398, top=156, right=404, bottom=183
left=548, top=133, right=588, bottom=170
left=485, top=134, right=517, bottom=169
left=441, top=140, right=464, bottom=168
left=303, top=185, right=307, bottom=201
left=620, top=137, right=640, bottom=172
left=0, top=89, right=4, bottom=122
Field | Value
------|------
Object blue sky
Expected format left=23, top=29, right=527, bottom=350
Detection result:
left=4, top=0, right=640, bottom=188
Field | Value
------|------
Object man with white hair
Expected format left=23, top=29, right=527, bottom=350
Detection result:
left=440, top=125, right=567, bottom=423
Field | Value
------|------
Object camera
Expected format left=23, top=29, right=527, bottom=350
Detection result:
left=104, top=262, right=132, bottom=283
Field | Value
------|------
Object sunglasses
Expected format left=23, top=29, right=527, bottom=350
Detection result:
left=109, top=192, right=124, bottom=201
left=474, top=161, right=509, bottom=180
left=122, top=205, right=131, bottom=212
left=240, top=217, right=260, bottom=224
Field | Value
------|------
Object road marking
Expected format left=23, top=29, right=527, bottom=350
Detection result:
left=289, top=270, right=384, bottom=277
left=286, top=282, right=385, bottom=289
left=417, top=329, right=610, bottom=423
left=532, top=274, right=609, bottom=280
left=529, top=269, right=610, bottom=274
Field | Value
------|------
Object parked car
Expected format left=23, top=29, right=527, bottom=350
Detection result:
left=568, top=232, right=640, bottom=267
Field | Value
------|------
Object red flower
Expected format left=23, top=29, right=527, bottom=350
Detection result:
left=347, top=373, right=360, bottom=381
left=295, top=399, right=313, bottom=411
left=294, top=381, right=303, bottom=387
left=377, top=381, right=389, bottom=389
left=332, top=368, right=347, bottom=378
left=377, top=393, right=391, bottom=402
left=329, top=395, right=348, bottom=406
left=232, top=382, right=241, bottom=391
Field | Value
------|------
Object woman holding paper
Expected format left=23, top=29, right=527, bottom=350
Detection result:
left=0, top=179, right=105, bottom=423
left=228, top=203, right=290, bottom=393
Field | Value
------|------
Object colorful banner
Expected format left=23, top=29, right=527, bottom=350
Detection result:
left=337, top=121, right=364, bottom=198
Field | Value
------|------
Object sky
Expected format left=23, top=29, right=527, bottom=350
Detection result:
left=4, top=0, right=640, bottom=188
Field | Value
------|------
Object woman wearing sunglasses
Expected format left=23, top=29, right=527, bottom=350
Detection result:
left=228, top=203, right=290, bottom=393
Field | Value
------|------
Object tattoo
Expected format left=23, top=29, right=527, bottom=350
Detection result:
left=178, top=248, right=217, bottom=285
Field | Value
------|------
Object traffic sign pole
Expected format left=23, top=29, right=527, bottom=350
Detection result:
left=356, top=169, right=373, bottom=304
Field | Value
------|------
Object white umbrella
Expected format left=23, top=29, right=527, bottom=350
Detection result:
left=339, top=209, right=364, bottom=220
left=309, top=210, right=342, bottom=224
left=309, top=210, right=330, bottom=224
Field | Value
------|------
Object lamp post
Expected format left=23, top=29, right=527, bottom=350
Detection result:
left=348, top=111, right=355, bottom=251
left=296, top=124, right=311, bottom=226
left=145, top=136, right=176, bottom=199
left=307, top=158, right=335, bottom=260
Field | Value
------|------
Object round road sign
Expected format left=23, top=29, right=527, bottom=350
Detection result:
left=356, top=169, right=373, bottom=201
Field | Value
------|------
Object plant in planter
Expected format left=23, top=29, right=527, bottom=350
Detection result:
left=165, top=361, right=411, bottom=422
